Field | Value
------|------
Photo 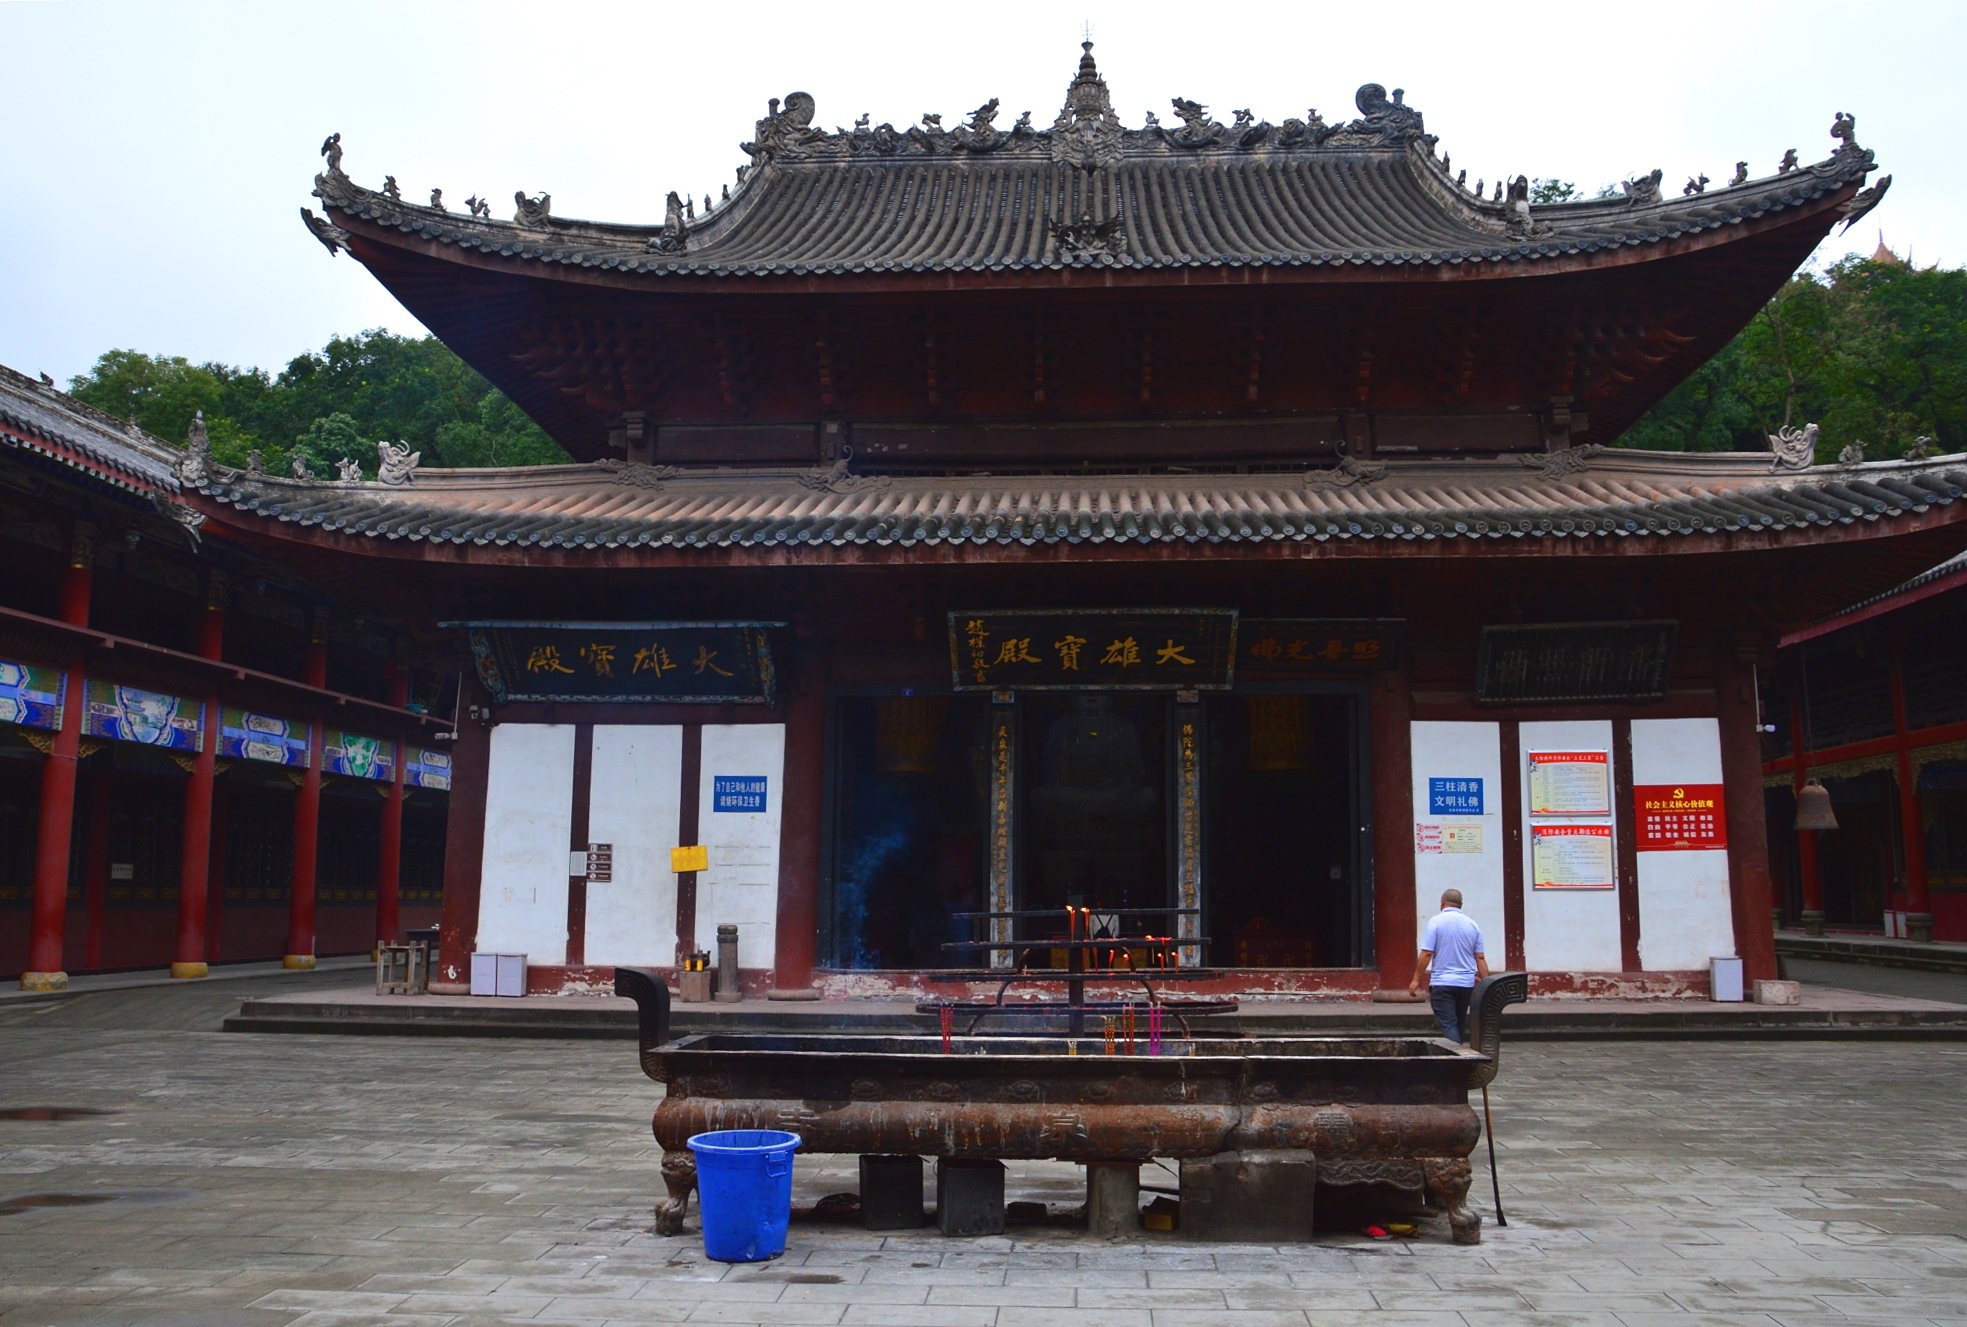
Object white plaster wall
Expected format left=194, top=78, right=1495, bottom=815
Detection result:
left=1632, top=717, right=1737, bottom=970
left=697, top=724, right=787, bottom=968
left=476, top=723, right=576, bottom=965
left=584, top=725, right=684, bottom=968
left=1409, top=722, right=1505, bottom=961
left=1520, top=719, right=1623, bottom=972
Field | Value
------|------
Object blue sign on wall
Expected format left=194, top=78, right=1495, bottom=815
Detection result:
left=1428, top=777, right=1485, bottom=815
left=713, top=776, right=767, bottom=812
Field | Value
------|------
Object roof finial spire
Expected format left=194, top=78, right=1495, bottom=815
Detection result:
left=1079, top=20, right=1096, bottom=74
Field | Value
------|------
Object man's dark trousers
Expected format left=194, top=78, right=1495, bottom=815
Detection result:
left=1430, top=984, right=1473, bottom=1043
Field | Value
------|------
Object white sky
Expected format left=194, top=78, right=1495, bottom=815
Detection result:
left=2, top=0, right=1957, bottom=385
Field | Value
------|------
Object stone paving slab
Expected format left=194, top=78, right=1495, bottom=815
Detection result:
left=1, top=1018, right=1964, bottom=1325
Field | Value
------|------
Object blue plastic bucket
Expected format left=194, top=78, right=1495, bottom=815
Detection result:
left=688, top=1129, right=801, bottom=1262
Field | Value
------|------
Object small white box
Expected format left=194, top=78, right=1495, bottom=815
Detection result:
left=471, top=952, right=528, bottom=997
left=1754, top=979, right=1801, bottom=1006
left=1709, top=956, right=1745, bottom=1002
left=1884, top=910, right=1907, bottom=939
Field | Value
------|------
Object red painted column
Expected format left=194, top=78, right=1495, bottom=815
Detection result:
left=770, top=647, right=827, bottom=998
left=83, top=765, right=112, bottom=971
left=284, top=609, right=330, bottom=969
left=1717, top=637, right=1778, bottom=982
left=172, top=572, right=227, bottom=979
left=206, top=779, right=230, bottom=962
left=1370, top=656, right=1417, bottom=991
left=431, top=674, right=490, bottom=993
left=1888, top=638, right=1931, bottom=936
left=375, top=661, right=409, bottom=947
left=1789, top=675, right=1824, bottom=925
left=23, top=520, right=94, bottom=991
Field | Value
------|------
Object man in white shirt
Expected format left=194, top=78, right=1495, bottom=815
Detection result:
left=1409, top=889, right=1490, bottom=1044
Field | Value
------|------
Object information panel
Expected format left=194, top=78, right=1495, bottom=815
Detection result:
left=1527, top=750, right=1611, bottom=816
left=951, top=609, right=1236, bottom=691
left=1635, top=783, right=1727, bottom=850
left=1531, top=823, right=1616, bottom=888
left=461, top=621, right=779, bottom=704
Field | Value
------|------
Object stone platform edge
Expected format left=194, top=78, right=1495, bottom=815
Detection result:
left=223, top=993, right=1967, bottom=1041
left=1777, top=931, right=1967, bottom=976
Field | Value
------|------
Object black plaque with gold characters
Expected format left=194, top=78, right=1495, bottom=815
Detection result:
left=1239, top=619, right=1405, bottom=673
left=454, top=621, right=781, bottom=704
left=950, top=609, right=1237, bottom=691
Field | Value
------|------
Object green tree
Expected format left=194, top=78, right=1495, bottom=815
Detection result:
left=1530, top=178, right=1577, bottom=204
left=67, top=331, right=573, bottom=472
left=1619, top=255, right=1967, bottom=460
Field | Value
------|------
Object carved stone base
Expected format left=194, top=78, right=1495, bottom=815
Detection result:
left=1423, top=1157, right=1481, bottom=1244
left=653, top=1147, right=698, bottom=1235
left=19, top=970, right=68, bottom=993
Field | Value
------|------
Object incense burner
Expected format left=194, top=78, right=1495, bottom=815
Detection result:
left=615, top=969, right=1528, bottom=1243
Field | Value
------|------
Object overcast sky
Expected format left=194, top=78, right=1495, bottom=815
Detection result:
left=2, top=0, right=1957, bottom=386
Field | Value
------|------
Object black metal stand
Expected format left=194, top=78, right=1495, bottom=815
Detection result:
left=1482, top=1084, right=1506, bottom=1226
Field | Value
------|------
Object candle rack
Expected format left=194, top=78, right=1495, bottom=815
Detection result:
left=926, top=905, right=1236, bottom=1036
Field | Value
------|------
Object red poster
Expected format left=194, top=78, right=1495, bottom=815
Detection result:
left=1634, top=783, right=1727, bottom=851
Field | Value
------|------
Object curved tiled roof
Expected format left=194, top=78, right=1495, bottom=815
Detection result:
left=0, top=364, right=182, bottom=495
left=309, top=48, right=1884, bottom=281
left=188, top=449, right=1966, bottom=557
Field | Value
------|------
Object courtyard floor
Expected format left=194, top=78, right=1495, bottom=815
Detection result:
left=1, top=980, right=1964, bottom=1326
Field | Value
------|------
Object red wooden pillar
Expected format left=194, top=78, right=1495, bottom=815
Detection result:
left=1888, top=638, right=1931, bottom=935
left=1369, top=656, right=1416, bottom=990
left=83, top=764, right=112, bottom=972
left=206, top=778, right=230, bottom=963
left=770, top=647, right=826, bottom=998
left=285, top=608, right=330, bottom=969
left=1717, top=637, right=1778, bottom=982
left=432, top=674, right=491, bottom=993
left=22, top=520, right=94, bottom=991
left=375, top=660, right=409, bottom=947
left=1788, top=676, right=1824, bottom=925
left=172, top=571, right=227, bottom=979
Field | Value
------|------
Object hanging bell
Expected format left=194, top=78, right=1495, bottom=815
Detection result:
left=1794, top=778, right=1838, bottom=831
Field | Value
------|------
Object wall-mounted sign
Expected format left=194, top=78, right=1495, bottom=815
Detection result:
left=458, top=621, right=779, bottom=704
left=1241, top=619, right=1404, bottom=672
left=1476, top=621, right=1677, bottom=704
left=325, top=729, right=391, bottom=780
left=1531, top=824, right=1616, bottom=888
left=1428, top=777, right=1485, bottom=816
left=1528, top=751, right=1611, bottom=816
left=713, top=776, right=768, bottom=812
left=218, top=707, right=310, bottom=766
left=671, top=844, right=708, bottom=873
left=951, top=609, right=1236, bottom=691
left=586, top=843, right=613, bottom=882
left=405, top=747, right=452, bottom=790
left=1635, top=783, right=1727, bottom=850
left=1442, top=822, right=1484, bottom=854
left=0, top=660, right=64, bottom=731
left=83, top=681, right=201, bottom=750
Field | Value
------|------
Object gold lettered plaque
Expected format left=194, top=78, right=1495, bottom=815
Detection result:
left=949, top=609, right=1237, bottom=691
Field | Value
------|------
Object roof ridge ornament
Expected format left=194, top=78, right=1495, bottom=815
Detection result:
left=649, top=192, right=689, bottom=254
left=1837, top=174, right=1891, bottom=233
left=1768, top=423, right=1819, bottom=472
left=377, top=440, right=421, bottom=486
left=1520, top=443, right=1602, bottom=482
left=796, top=443, right=891, bottom=494
left=1051, top=41, right=1124, bottom=170
left=1306, top=453, right=1389, bottom=491
left=1620, top=169, right=1663, bottom=205
left=514, top=191, right=552, bottom=227
left=599, top=459, right=679, bottom=491
left=300, top=207, right=350, bottom=257
left=745, top=91, right=820, bottom=163
left=178, top=411, right=212, bottom=486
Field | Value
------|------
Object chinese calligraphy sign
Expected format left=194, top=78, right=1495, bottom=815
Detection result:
left=949, top=610, right=1236, bottom=691
left=1239, top=619, right=1404, bottom=673
left=461, top=622, right=780, bottom=703
left=1634, top=784, right=1727, bottom=850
